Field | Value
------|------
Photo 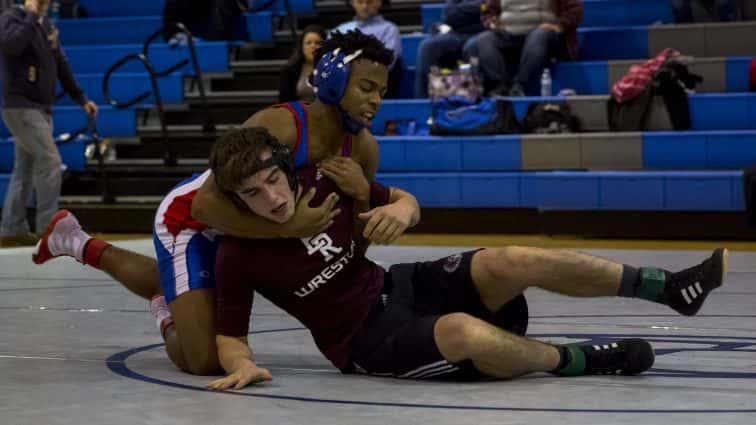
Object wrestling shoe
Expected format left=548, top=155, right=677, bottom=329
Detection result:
left=32, top=210, right=92, bottom=264
left=558, top=339, right=655, bottom=376
left=665, top=248, right=728, bottom=316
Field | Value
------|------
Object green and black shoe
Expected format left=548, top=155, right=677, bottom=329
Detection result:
left=557, top=339, right=655, bottom=376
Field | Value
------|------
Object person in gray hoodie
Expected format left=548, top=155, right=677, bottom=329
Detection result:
left=0, top=0, right=97, bottom=246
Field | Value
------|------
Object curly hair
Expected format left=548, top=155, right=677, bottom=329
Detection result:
left=314, top=29, right=394, bottom=69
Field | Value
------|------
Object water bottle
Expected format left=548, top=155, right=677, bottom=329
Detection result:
left=48, top=0, right=61, bottom=21
left=469, top=56, right=481, bottom=79
left=540, top=68, right=552, bottom=97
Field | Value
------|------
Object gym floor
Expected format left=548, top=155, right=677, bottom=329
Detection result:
left=1, top=237, right=754, bottom=425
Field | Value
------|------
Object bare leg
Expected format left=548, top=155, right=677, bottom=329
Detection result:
left=470, top=246, right=623, bottom=312
left=434, top=313, right=560, bottom=379
left=434, top=312, right=655, bottom=378
left=166, top=289, right=221, bottom=375
left=98, top=246, right=161, bottom=300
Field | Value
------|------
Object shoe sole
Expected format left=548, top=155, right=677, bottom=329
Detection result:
left=713, top=248, right=729, bottom=289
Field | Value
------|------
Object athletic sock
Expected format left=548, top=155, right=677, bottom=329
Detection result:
left=81, top=238, right=111, bottom=268
left=149, top=295, right=174, bottom=339
left=551, top=344, right=585, bottom=376
left=617, top=264, right=668, bottom=303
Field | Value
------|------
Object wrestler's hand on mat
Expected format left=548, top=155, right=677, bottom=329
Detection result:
left=359, top=202, right=413, bottom=245
left=207, top=364, right=273, bottom=391
left=317, top=156, right=370, bottom=202
left=282, top=186, right=341, bottom=238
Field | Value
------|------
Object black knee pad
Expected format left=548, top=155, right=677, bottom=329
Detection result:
left=492, top=294, right=529, bottom=336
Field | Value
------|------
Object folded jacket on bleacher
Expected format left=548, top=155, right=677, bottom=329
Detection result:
left=0, top=7, right=86, bottom=111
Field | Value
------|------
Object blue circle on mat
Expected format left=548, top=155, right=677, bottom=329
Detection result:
left=107, top=326, right=756, bottom=413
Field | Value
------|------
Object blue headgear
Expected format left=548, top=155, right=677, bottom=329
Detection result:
left=313, top=48, right=363, bottom=104
left=312, top=48, right=367, bottom=134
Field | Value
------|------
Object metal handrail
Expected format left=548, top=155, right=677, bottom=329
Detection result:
left=87, top=118, right=115, bottom=204
left=102, top=53, right=176, bottom=166
left=143, top=23, right=215, bottom=132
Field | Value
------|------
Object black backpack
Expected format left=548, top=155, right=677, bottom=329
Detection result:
left=608, top=59, right=702, bottom=132
left=522, top=101, right=579, bottom=134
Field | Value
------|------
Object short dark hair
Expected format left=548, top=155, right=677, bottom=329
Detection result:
left=209, top=127, right=280, bottom=193
left=313, top=29, right=394, bottom=70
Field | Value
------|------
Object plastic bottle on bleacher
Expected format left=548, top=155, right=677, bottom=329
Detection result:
left=48, top=0, right=60, bottom=21
left=540, top=68, right=552, bottom=97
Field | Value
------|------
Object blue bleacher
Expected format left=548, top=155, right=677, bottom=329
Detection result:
left=64, top=42, right=228, bottom=74
left=401, top=55, right=752, bottom=96
left=0, top=138, right=87, bottom=173
left=375, top=130, right=756, bottom=172
left=552, top=57, right=753, bottom=95
left=0, top=106, right=134, bottom=139
left=0, top=0, right=740, bottom=218
left=76, top=0, right=313, bottom=18
left=376, top=170, right=743, bottom=210
left=57, top=13, right=273, bottom=44
left=56, top=72, right=184, bottom=106
left=401, top=28, right=650, bottom=68
left=421, top=0, right=674, bottom=32
left=373, top=94, right=756, bottom=135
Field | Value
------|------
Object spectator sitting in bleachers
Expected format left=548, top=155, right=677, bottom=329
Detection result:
left=333, top=0, right=402, bottom=97
left=463, top=0, right=583, bottom=97
left=279, top=24, right=327, bottom=103
left=413, top=0, right=485, bottom=98
left=670, top=0, right=738, bottom=23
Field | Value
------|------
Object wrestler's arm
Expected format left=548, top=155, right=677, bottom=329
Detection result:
left=207, top=335, right=272, bottom=390
left=191, top=109, right=337, bottom=238
left=207, top=241, right=272, bottom=391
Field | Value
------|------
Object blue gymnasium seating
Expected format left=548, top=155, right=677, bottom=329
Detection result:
left=376, top=170, right=744, bottom=210
left=552, top=57, right=752, bottom=95
left=373, top=94, right=756, bottom=134
left=400, top=30, right=648, bottom=68
left=402, top=24, right=756, bottom=67
left=76, top=0, right=313, bottom=18
left=375, top=131, right=756, bottom=172
left=401, top=29, right=649, bottom=67
left=0, top=138, right=88, bottom=172
left=56, top=72, right=184, bottom=106
left=56, top=13, right=273, bottom=44
left=0, top=106, right=135, bottom=139
left=421, top=0, right=674, bottom=32
left=400, top=56, right=752, bottom=96
left=64, top=42, right=228, bottom=74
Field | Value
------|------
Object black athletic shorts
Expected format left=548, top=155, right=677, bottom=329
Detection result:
left=344, top=250, right=529, bottom=380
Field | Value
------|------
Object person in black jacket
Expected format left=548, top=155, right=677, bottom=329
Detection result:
left=0, top=0, right=97, bottom=247
left=413, top=0, right=484, bottom=98
left=278, top=24, right=327, bottom=103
